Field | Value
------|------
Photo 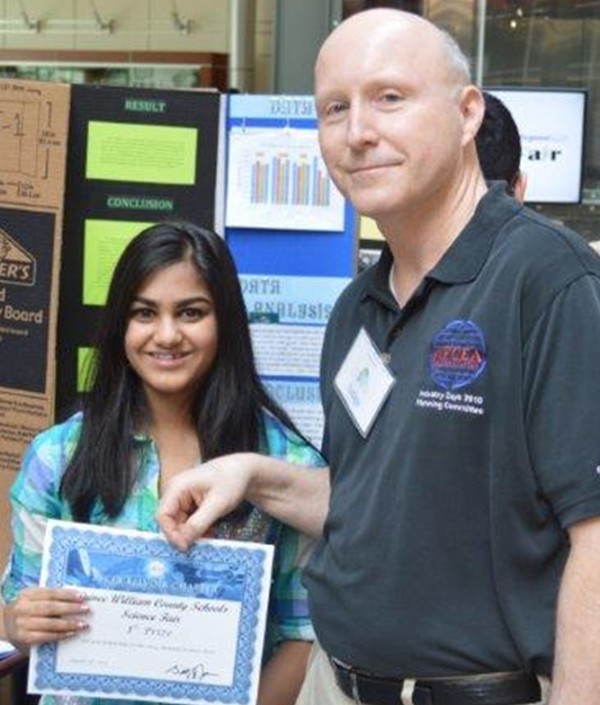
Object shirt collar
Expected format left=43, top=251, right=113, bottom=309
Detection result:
left=429, top=183, right=521, bottom=284
left=366, top=183, right=520, bottom=304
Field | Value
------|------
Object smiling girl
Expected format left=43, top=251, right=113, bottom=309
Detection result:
left=1, top=222, right=324, bottom=705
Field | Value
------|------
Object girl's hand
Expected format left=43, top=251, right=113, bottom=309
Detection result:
left=4, top=586, right=90, bottom=651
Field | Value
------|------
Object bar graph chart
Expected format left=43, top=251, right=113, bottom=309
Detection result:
left=226, top=127, right=345, bottom=231
left=250, top=152, right=332, bottom=207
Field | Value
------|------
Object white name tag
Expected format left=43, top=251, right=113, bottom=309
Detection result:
left=334, top=327, right=396, bottom=437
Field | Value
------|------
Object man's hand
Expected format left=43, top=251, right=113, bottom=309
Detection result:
left=158, top=452, right=330, bottom=548
left=158, top=455, right=253, bottom=551
left=549, top=515, right=600, bottom=705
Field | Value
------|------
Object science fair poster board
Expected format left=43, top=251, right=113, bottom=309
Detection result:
left=0, top=78, right=70, bottom=566
left=487, top=88, right=587, bottom=204
left=55, top=84, right=225, bottom=416
left=225, top=94, right=355, bottom=447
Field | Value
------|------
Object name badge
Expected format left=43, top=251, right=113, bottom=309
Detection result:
left=334, top=327, right=396, bottom=437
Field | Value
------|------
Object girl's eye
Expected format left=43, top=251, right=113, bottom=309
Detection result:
left=130, top=307, right=154, bottom=321
left=180, top=307, right=207, bottom=321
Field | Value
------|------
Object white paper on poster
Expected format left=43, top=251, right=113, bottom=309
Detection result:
left=250, top=324, right=324, bottom=378
left=225, top=128, right=345, bottom=231
left=240, top=274, right=350, bottom=326
left=264, top=379, right=324, bottom=448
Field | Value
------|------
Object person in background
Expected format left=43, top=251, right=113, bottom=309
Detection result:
left=476, top=91, right=528, bottom=202
left=1, top=221, right=324, bottom=705
left=158, top=9, right=600, bottom=705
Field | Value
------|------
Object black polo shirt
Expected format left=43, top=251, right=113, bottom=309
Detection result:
left=304, top=184, right=600, bottom=678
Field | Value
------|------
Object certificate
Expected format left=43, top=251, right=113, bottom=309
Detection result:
left=28, top=520, right=274, bottom=705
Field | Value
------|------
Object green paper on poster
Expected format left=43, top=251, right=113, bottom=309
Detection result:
left=86, top=121, right=198, bottom=185
left=77, top=346, right=97, bottom=392
left=83, top=219, right=154, bottom=306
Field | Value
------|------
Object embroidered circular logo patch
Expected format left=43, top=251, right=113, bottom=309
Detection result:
left=429, top=319, right=487, bottom=390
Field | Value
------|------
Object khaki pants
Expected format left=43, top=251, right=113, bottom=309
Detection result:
left=295, top=643, right=550, bottom=705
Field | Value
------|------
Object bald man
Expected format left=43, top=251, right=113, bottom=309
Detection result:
left=160, top=10, right=600, bottom=705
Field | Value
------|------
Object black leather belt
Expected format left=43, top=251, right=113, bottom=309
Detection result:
left=330, top=658, right=541, bottom=705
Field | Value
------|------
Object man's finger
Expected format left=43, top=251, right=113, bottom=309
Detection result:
left=159, top=519, right=192, bottom=552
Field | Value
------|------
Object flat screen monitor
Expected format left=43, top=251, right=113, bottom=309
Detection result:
left=485, top=88, right=587, bottom=204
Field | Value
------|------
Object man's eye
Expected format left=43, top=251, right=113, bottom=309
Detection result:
left=325, top=102, right=347, bottom=116
left=380, top=92, right=403, bottom=104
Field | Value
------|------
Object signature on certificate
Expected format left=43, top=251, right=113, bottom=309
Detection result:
left=165, top=662, right=219, bottom=682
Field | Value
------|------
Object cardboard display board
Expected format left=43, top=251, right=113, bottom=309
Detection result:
left=55, top=84, right=225, bottom=417
left=0, top=79, right=70, bottom=567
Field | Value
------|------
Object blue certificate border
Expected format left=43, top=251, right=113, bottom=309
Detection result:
left=33, top=525, right=270, bottom=704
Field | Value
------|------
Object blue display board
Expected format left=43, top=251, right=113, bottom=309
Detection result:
left=225, top=94, right=355, bottom=278
left=224, top=95, right=355, bottom=447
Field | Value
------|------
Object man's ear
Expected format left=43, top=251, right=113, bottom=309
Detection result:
left=513, top=171, right=528, bottom=204
left=460, top=85, right=485, bottom=146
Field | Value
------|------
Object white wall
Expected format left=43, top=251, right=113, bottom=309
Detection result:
left=0, top=0, right=230, bottom=53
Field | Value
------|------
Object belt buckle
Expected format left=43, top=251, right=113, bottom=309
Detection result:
left=401, top=679, right=417, bottom=705
left=348, top=668, right=416, bottom=705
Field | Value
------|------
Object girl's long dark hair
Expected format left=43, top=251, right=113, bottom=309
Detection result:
left=61, top=222, right=298, bottom=521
